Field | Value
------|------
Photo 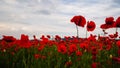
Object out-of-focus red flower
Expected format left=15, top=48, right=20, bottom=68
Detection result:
left=47, top=40, right=55, bottom=47
left=40, top=35, right=45, bottom=39
left=20, top=34, right=29, bottom=42
left=80, top=42, right=88, bottom=49
left=55, top=35, right=61, bottom=41
left=118, top=49, right=120, bottom=56
left=109, top=32, right=118, bottom=38
left=18, top=34, right=31, bottom=48
left=87, top=21, right=96, bottom=31
left=91, top=62, right=97, bottom=68
left=41, top=37, right=49, bottom=44
left=91, top=47, right=97, bottom=56
left=41, top=55, right=46, bottom=59
left=64, top=36, right=71, bottom=41
left=33, top=35, right=36, bottom=40
left=32, top=35, right=39, bottom=45
left=114, top=16, right=120, bottom=27
left=47, top=35, right=51, bottom=39
left=91, top=46, right=97, bottom=61
left=38, top=45, right=45, bottom=51
left=65, top=61, right=72, bottom=67
left=106, top=44, right=111, bottom=51
left=71, top=15, right=86, bottom=27
left=57, top=44, right=67, bottom=54
left=76, top=50, right=82, bottom=56
left=11, top=52, right=15, bottom=56
left=112, top=57, right=120, bottom=63
left=34, top=54, right=40, bottom=60
left=109, top=34, right=115, bottom=38
left=98, top=43, right=103, bottom=51
left=116, top=40, right=120, bottom=48
left=68, top=44, right=77, bottom=54
left=2, top=35, right=16, bottom=42
left=87, top=34, right=96, bottom=41
left=114, top=32, right=118, bottom=38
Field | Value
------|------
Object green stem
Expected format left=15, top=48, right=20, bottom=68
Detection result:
left=86, top=29, right=88, bottom=38
left=76, top=25, right=79, bottom=38
left=116, top=28, right=118, bottom=33
left=22, top=49, right=28, bottom=68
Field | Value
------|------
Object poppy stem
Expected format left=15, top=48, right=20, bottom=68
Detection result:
left=116, top=28, right=118, bottom=33
left=76, top=25, right=79, bottom=38
left=86, top=29, right=87, bottom=38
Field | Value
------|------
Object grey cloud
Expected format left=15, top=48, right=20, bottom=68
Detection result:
left=16, top=0, right=30, bottom=3
left=0, top=0, right=4, bottom=4
left=15, top=0, right=56, bottom=15
left=61, top=0, right=77, bottom=4
left=0, top=0, right=8, bottom=4
left=0, top=11, right=13, bottom=23
left=0, top=10, right=29, bottom=25
left=34, top=10, right=51, bottom=15
left=109, top=0, right=120, bottom=8
left=113, top=0, right=120, bottom=4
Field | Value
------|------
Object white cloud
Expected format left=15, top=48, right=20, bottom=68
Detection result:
left=0, top=0, right=120, bottom=39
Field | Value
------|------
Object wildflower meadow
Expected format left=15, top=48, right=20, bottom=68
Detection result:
left=0, top=15, right=120, bottom=68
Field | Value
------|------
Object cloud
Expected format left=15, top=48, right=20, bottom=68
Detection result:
left=113, top=0, right=120, bottom=5
left=0, top=0, right=120, bottom=39
left=34, top=10, right=51, bottom=15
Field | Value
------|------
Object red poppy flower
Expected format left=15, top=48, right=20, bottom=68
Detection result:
left=99, top=43, right=103, bottom=51
left=91, top=47, right=97, bottom=56
left=32, top=35, right=39, bottom=45
left=100, top=17, right=115, bottom=29
left=105, top=17, right=114, bottom=25
left=109, top=32, right=118, bottom=38
left=80, top=42, right=88, bottom=49
left=47, top=35, right=51, bottom=39
left=68, top=44, right=77, bottom=54
left=57, top=44, right=67, bottom=54
left=109, top=34, right=115, bottom=38
left=100, top=24, right=108, bottom=29
left=55, top=35, right=61, bottom=41
left=114, top=16, right=120, bottom=27
left=91, top=62, right=97, bottom=68
left=116, top=40, right=120, bottom=48
left=65, top=61, right=72, bottom=67
left=106, top=44, right=111, bottom=51
left=2, top=35, right=16, bottom=42
left=71, top=15, right=86, bottom=27
left=19, top=34, right=31, bottom=48
left=34, top=54, right=40, bottom=60
left=38, top=45, right=45, bottom=51
left=87, top=21, right=96, bottom=31
left=87, top=34, right=96, bottom=41
left=76, top=50, right=82, bottom=56
left=118, top=49, right=120, bottom=56
left=112, top=57, right=120, bottom=63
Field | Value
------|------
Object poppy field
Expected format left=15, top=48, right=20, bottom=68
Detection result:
left=0, top=15, right=120, bottom=68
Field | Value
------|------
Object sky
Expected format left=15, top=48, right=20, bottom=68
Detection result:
left=0, top=0, right=120, bottom=39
